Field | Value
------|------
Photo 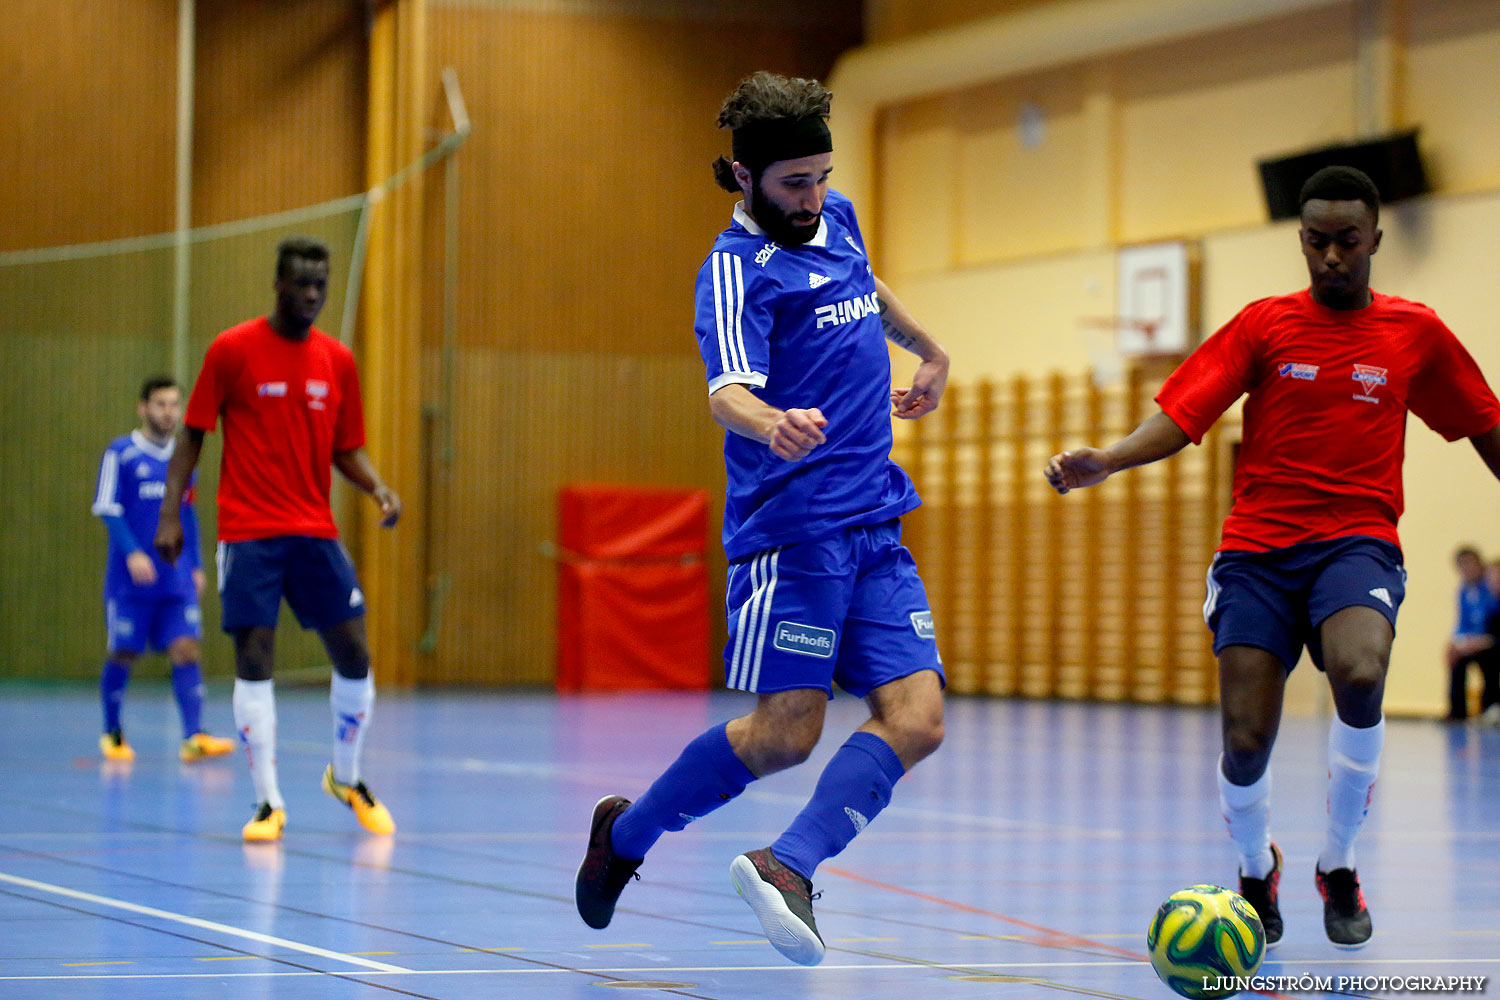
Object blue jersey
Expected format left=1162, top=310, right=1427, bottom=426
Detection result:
left=693, top=190, right=919, bottom=560
left=93, top=430, right=201, bottom=599
left=1456, top=580, right=1492, bottom=636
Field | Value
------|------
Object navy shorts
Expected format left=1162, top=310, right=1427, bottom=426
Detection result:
left=106, top=591, right=202, bottom=654
left=216, top=536, right=365, bottom=633
left=1203, top=535, right=1406, bottom=672
left=723, top=519, right=944, bottom=697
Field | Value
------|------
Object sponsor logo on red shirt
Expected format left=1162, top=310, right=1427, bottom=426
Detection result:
left=1352, top=364, right=1388, bottom=403
left=1278, top=362, right=1319, bottom=380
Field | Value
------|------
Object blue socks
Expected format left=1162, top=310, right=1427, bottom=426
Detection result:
left=172, top=662, right=206, bottom=738
left=102, top=661, right=208, bottom=738
left=611, top=722, right=755, bottom=860
left=771, top=731, right=905, bottom=882
left=100, top=660, right=131, bottom=733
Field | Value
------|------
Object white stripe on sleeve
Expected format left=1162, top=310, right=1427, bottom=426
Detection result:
left=91, top=449, right=123, bottom=516
left=730, top=252, right=747, bottom=373
left=711, top=252, right=732, bottom=375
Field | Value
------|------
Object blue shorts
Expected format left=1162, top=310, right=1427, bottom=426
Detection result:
left=723, top=520, right=944, bottom=697
left=106, top=590, right=202, bottom=654
left=217, top=536, right=365, bottom=633
left=1203, top=535, right=1406, bottom=672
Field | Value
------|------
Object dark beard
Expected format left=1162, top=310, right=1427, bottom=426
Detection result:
left=751, top=182, right=820, bottom=246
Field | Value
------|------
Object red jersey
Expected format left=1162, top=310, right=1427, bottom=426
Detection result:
left=1156, top=290, right=1500, bottom=553
left=185, top=317, right=366, bottom=542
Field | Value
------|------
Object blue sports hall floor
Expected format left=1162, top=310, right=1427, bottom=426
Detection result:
left=0, top=683, right=1496, bottom=999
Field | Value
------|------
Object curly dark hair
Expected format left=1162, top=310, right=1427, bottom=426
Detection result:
left=712, top=71, right=833, bottom=193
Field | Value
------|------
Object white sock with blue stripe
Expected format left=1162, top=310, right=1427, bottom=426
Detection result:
left=233, top=679, right=284, bottom=810
left=1319, top=715, right=1383, bottom=873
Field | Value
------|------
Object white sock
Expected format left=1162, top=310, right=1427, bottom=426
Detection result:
left=330, top=672, right=375, bottom=785
left=1218, top=755, right=1274, bottom=879
left=233, top=679, right=284, bottom=810
left=1319, top=715, right=1383, bottom=873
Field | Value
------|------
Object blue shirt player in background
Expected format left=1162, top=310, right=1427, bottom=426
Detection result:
left=577, top=71, right=950, bottom=965
left=92, top=376, right=235, bottom=763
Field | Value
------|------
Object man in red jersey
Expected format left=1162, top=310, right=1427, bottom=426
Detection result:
left=155, top=236, right=402, bottom=843
left=1046, top=167, right=1500, bottom=949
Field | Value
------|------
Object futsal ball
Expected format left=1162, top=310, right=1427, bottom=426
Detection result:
left=1146, top=884, right=1265, bottom=999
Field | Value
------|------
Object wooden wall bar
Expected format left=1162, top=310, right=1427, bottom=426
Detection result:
left=894, top=362, right=1231, bottom=704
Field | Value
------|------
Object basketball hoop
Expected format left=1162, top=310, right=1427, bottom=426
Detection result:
left=1077, top=315, right=1164, bottom=388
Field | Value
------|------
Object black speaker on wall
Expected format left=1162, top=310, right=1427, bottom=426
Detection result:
left=1257, top=130, right=1428, bottom=220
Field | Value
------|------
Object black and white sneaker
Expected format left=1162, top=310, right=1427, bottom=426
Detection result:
left=1316, top=866, right=1372, bottom=948
left=1238, top=842, right=1284, bottom=948
left=730, top=847, right=825, bottom=966
left=575, top=796, right=641, bottom=929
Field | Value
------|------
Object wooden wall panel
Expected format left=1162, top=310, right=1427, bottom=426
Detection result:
left=193, top=0, right=368, bottom=225
left=428, top=4, right=859, bottom=357
left=421, top=2, right=860, bottom=684
left=0, top=1, right=177, bottom=250
left=867, top=0, right=1059, bottom=43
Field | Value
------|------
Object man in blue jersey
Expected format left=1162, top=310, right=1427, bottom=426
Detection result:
left=576, top=71, right=950, bottom=966
left=92, top=376, right=235, bottom=763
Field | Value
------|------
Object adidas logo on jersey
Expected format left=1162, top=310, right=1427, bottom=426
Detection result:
left=1369, top=587, right=1392, bottom=608
left=808, top=272, right=831, bottom=289
left=814, top=290, right=880, bottom=329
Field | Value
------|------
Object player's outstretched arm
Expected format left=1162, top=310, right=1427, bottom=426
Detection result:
left=333, top=448, right=401, bottom=527
left=1044, top=410, right=1191, bottom=495
left=874, top=276, right=948, bottom=420
left=708, top=383, right=827, bottom=462
left=155, top=428, right=204, bottom=564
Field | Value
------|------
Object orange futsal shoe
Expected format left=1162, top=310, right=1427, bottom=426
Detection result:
left=242, top=803, right=286, bottom=842
left=99, top=730, right=135, bottom=763
left=321, top=764, right=396, bottom=835
left=180, top=732, right=236, bottom=763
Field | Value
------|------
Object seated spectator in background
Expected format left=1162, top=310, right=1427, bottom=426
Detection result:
left=1479, top=561, right=1500, bottom=724
left=1445, top=546, right=1494, bottom=721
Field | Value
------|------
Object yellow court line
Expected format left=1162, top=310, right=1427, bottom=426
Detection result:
left=584, top=943, right=652, bottom=949
left=62, top=961, right=134, bottom=967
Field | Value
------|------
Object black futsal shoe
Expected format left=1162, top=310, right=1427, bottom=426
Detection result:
left=730, top=847, right=826, bottom=966
left=1316, top=866, right=1372, bottom=948
left=575, top=795, right=641, bottom=929
left=1238, top=841, right=1284, bottom=947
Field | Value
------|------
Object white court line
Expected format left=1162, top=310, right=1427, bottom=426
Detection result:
left=4, top=954, right=1498, bottom=981
left=0, top=871, right=410, bottom=974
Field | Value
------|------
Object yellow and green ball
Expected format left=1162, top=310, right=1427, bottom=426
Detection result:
left=1146, top=884, right=1265, bottom=999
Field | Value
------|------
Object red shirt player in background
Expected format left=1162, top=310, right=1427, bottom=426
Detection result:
left=155, top=236, right=402, bottom=844
left=1045, top=166, right=1500, bottom=950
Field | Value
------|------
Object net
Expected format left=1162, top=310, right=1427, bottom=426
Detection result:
left=0, top=200, right=363, bottom=681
